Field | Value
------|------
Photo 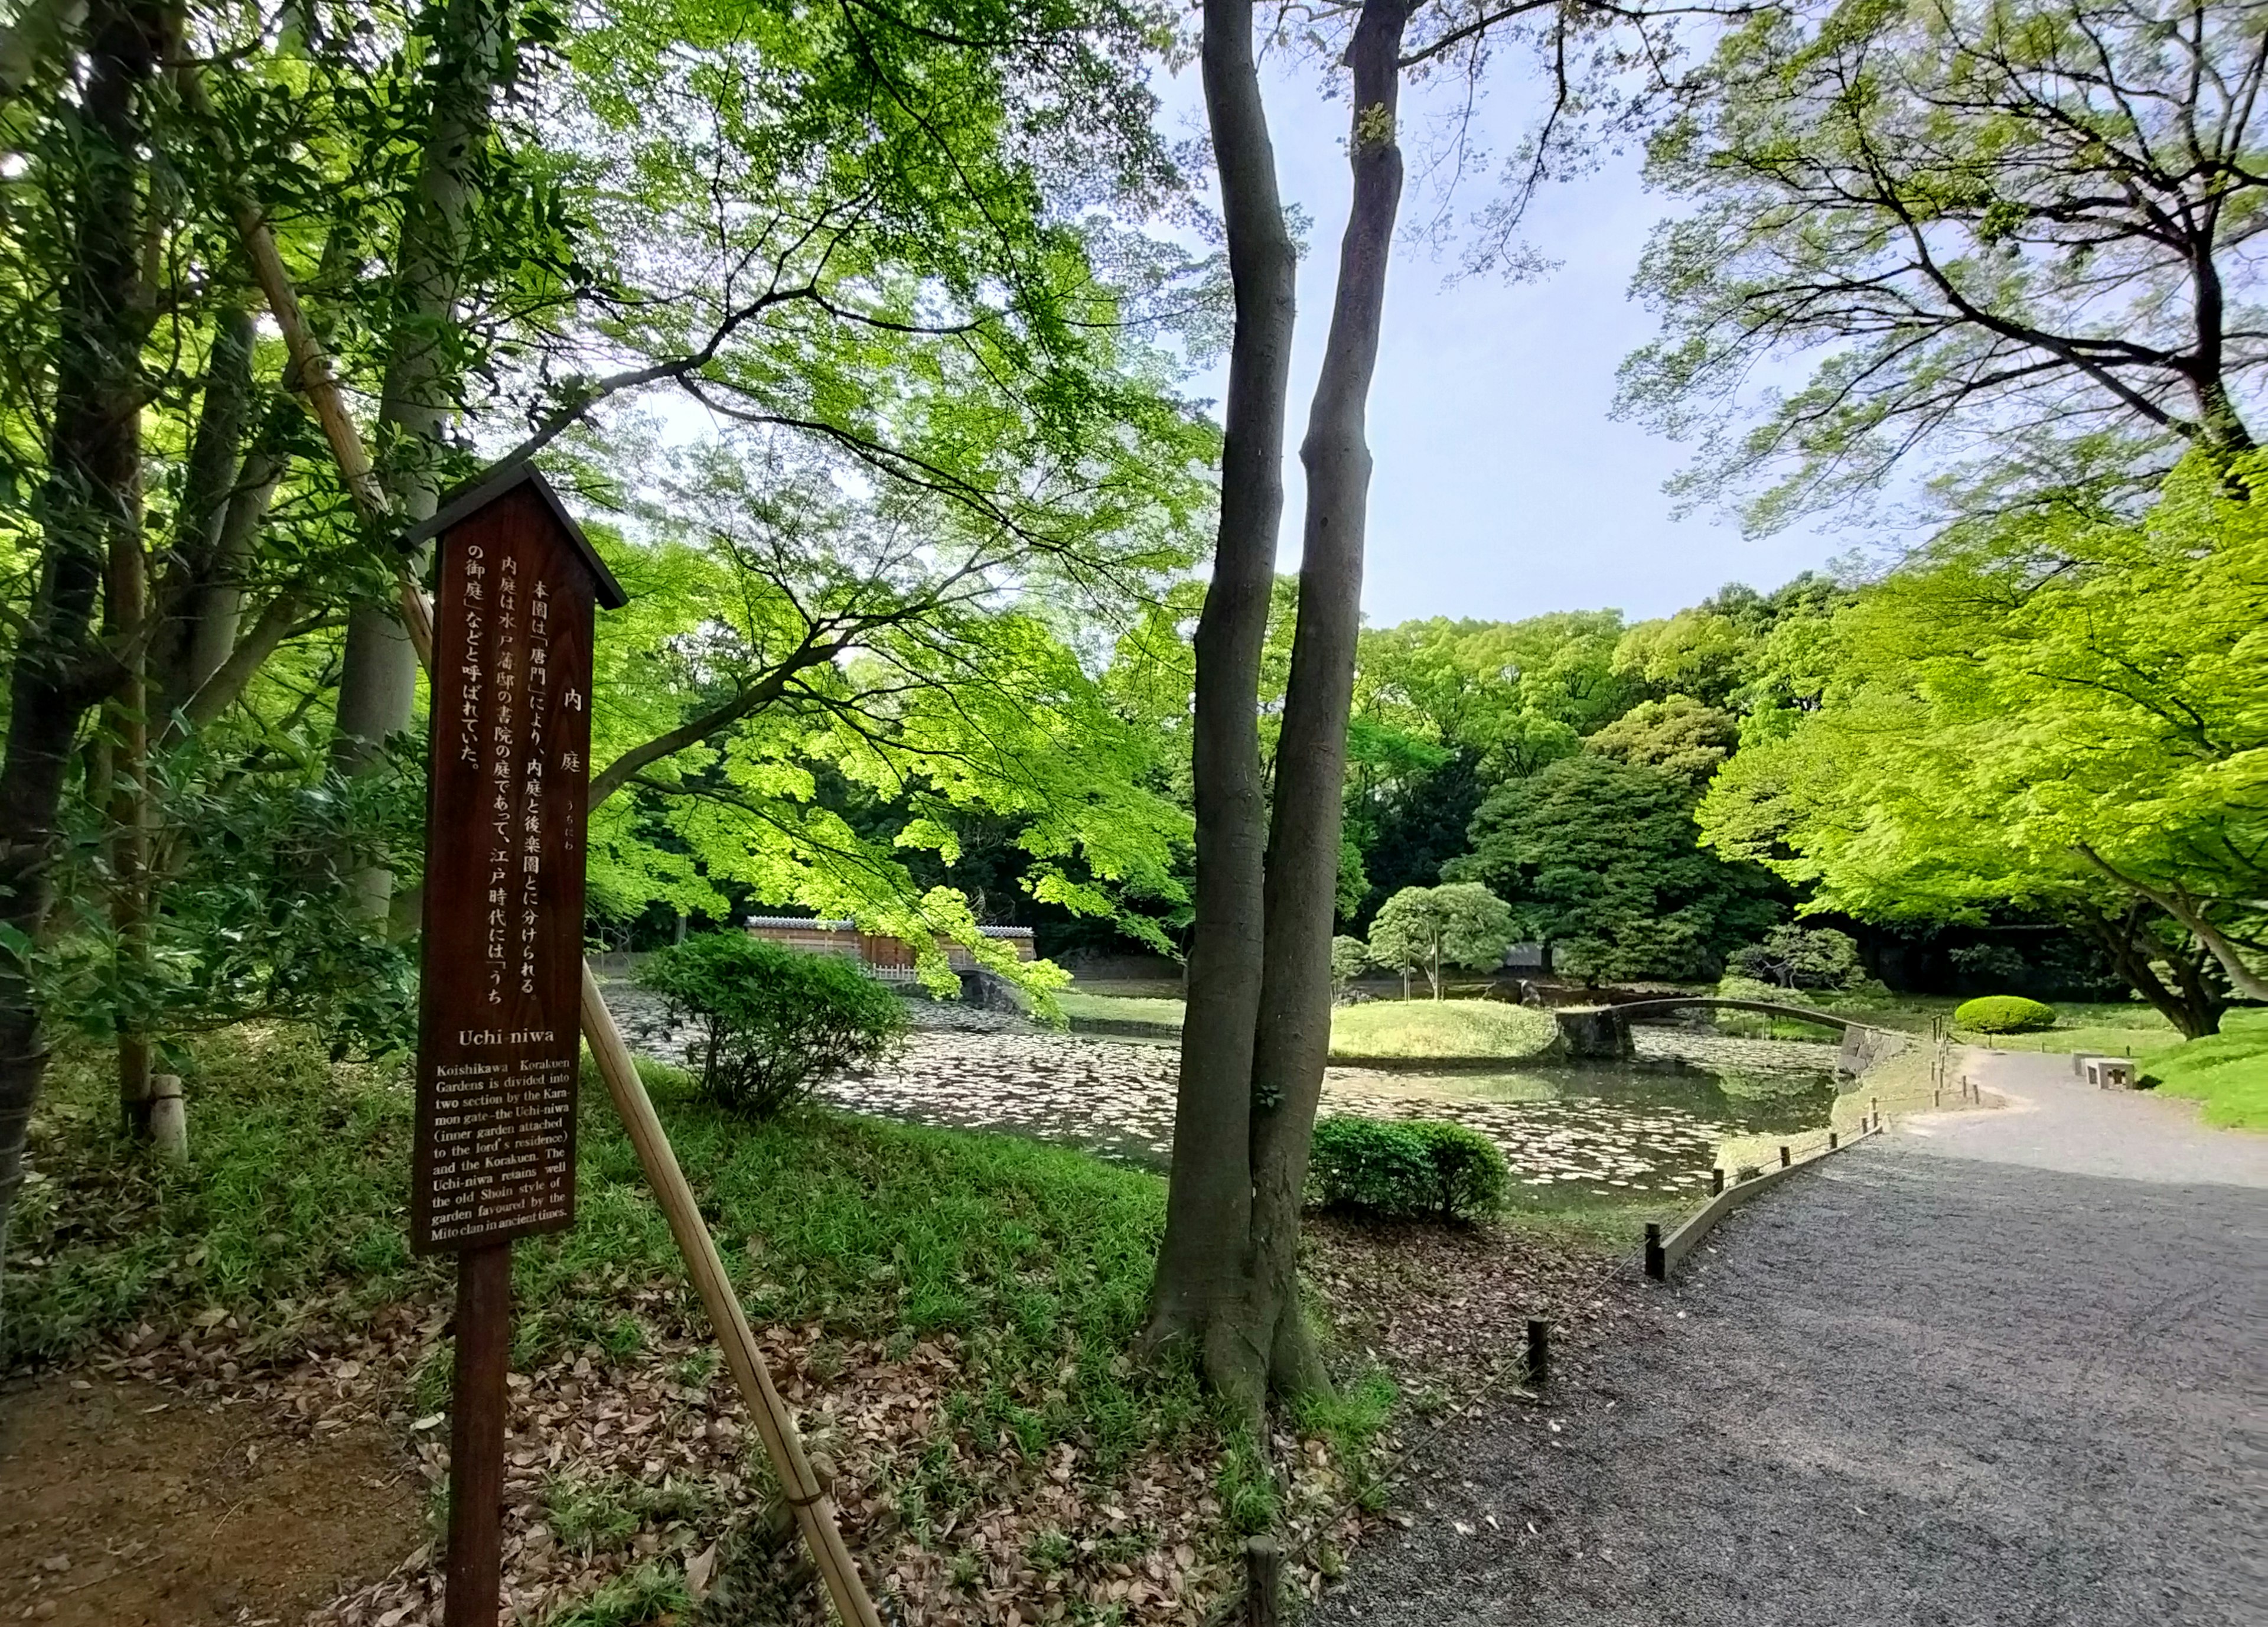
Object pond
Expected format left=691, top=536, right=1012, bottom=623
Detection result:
left=814, top=1024, right=1843, bottom=1203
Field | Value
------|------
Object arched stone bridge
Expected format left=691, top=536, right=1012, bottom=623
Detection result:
left=1553, top=998, right=1903, bottom=1075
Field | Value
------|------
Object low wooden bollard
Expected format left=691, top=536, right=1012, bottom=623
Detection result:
left=1644, top=1222, right=1665, bottom=1280
left=1244, top=1535, right=1280, bottom=1627
left=1778, top=1144, right=1791, bottom=1169
left=1828, top=1130, right=1838, bottom=1151
left=149, top=1073, right=188, bottom=1163
left=1525, top=1317, right=1550, bottom=1387
left=1710, top=1167, right=1725, bottom=1195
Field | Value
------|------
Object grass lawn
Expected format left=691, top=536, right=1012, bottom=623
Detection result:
left=1057, top=988, right=1186, bottom=1027
left=1327, top=999, right=1557, bottom=1060
left=7, top=1030, right=1184, bottom=1429
left=4, top=1029, right=1346, bottom=1610
left=1058, top=990, right=1560, bottom=1062
left=2138, top=1011, right=2268, bottom=1130
left=0, top=1020, right=1674, bottom=1621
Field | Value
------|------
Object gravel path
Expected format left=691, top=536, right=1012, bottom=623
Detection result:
left=1313, top=1052, right=2267, bottom=1627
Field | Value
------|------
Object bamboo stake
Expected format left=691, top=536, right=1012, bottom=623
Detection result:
left=581, top=965, right=881, bottom=1626
left=191, top=67, right=881, bottom=1626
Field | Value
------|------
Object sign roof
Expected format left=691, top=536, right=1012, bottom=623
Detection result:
left=409, top=464, right=630, bottom=610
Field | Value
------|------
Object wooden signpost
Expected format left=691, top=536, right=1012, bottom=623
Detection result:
left=411, top=467, right=626, bottom=1627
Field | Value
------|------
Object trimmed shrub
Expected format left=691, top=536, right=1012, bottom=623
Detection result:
left=1729, top=925, right=1868, bottom=991
left=1308, top=1116, right=1508, bottom=1222
left=1954, top=994, right=2058, bottom=1034
left=638, top=933, right=907, bottom=1117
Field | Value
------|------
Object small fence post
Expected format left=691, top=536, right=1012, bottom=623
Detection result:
left=1710, top=1167, right=1725, bottom=1195
left=1245, top=1536, right=1280, bottom=1627
left=1828, top=1130, right=1838, bottom=1151
left=1525, top=1317, right=1550, bottom=1388
left=1644, top=1222, right=1664, bottom=1281
left=1778, top=1144, right=1791, bottom=1169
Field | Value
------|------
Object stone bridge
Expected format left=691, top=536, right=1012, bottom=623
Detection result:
left=1553, top=998, right=1905, bottom=1076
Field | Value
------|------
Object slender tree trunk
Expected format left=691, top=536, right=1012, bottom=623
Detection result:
left=1242, top=0, right=1413, bottom=1404
left=106, top=463, right=153, bottom=1136
left=181, top=403, right=287, bottom=703
left=0, top=0, right=160, bottom=1279
left=2147, top=892, right=2268, bottom=1006
left=2159, top=930, right=2224, bottom=1037
left=331, top=0, right=505, bottom=915
left=1142, top=0, right=1297, bottom=1404
left=151, top=305, right=256, bottom=716
left=1148, top=0, right=1415, bottom=1415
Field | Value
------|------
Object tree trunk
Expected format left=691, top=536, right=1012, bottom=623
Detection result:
left=2073, top=903, right=2223, bottom=1038
left=1146, top=0, right=1414, bottom=1416
left=181, top=402, right=288, bottom=705
left=1242, top=0, right=1413, bottom=1405
left=330, top=0, right=505, bottom=914
left=151, top=305, right=255, bottom=717
left=106, top=451, right=153, bottom=1137
left=1142, top=0, right=1297, bottom=1407
left=0, top=0, right=161, bottom=1278
left=2150, top=893, right=2268, bottom=1006
left=2074, top=843, right=2268, bottom=1004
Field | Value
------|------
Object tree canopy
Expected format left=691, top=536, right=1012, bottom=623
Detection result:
left=1621, top=0, right=2268, bottom=529
left=1451, top=751, right=1785, bottom=982
left=1700, top=450, right=2268, bottom=1030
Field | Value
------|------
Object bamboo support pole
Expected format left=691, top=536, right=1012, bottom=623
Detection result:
left=194, top=71, right=881, bottom=1625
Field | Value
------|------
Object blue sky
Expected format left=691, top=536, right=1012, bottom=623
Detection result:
left=1152, top=48, right=1860, bottom=628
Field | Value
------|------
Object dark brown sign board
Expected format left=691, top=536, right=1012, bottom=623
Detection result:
left=405, top=464, right=624, bottom=1627
left=412, top=466, right=625, bottom=1254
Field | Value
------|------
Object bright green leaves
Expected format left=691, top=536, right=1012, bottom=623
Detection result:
left=1697, top=451, right=2268, bottom=952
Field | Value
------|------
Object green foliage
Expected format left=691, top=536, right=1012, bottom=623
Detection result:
left=5, top=1025, right=1208, bottom=1476
left=1585, top=695, right=1741, bottom=789
left=1364, top=883, right=1517, bottom=998
left=31, top=747, right=426, bottom=1066
left=1699, top=453, right=2268, bottom=1029
left=2, top=1030, right=435, bottom=1368
left=1612, top=613, right=1754, bottom=710
left=0, top=0, right=1221, bottom=1075
left=1619, top=0, right=2267, bottom=525
left=1330, top=935, right=1370, bottom=995
left=545, top=1471, right=721, bottom=1557
left=1954, top=996, right=2059, bottom=1034
left=1354, top=613, right=1633, bottom=780
left=638, top=935, right=907, bottom=1117
left=1306, top=1117, right=1507, bottom=1223
left=1452, top=754, right=1783, bottom=982
left=1729, top=925, right=1867, bottom=992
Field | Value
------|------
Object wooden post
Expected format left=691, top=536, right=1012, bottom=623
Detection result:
left=1644, top=1222, right=1664, bottom=1281
left=1244, top=1535, right=1280, bottom=1627
left=444, top=1244, right=513, bottom=1627
left=1828, top=1130, right=1838, bottom=1151
left=1710, top=1167, right=1724, bottom=1195
left=1779, top=1144, right=1791, bottom=1169
left=1525, top=1317, right=1549, bottom=1387
left=148, top=1073, right=187, bottom=1163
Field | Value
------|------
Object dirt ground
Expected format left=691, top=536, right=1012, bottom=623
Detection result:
left=0, top=1372, right=422, bottom=1626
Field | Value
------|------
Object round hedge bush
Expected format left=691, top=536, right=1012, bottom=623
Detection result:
left=639, top=933, right=908, bottom=1117
left=1954, top=994, right=2058, bottom=1034
left=1307, top=1115, right=1507, bottom=1222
